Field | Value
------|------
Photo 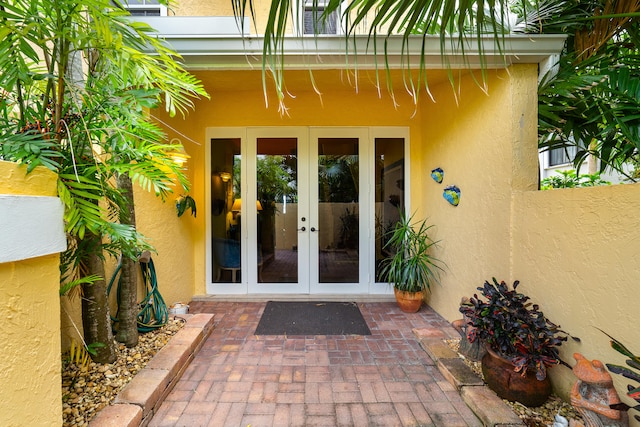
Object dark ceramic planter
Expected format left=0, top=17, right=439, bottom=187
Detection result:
left=393, top=288, right=423, bottom=313
left=481, top=347, right=552, bottom=407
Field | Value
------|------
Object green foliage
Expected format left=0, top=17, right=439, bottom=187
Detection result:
left=67, top=339, right=105, bottom=369
left=176, top=194, right=197, bottom=218
left=0, top=0, right=207, bottom=362
left=339, top=207, right=358, bottom=249
left=236, top=0, right=640, bottom=176
left=0, top=0, right=208, bottom=287
left=460, top=279, right=577, bottom=381
left=256, top=155, right=297, bottom=206
left=600, top=330, right=640, bottom=420
left=378, top=211, right=445, bottom=293
left=540, top=169, right=611, bottom=190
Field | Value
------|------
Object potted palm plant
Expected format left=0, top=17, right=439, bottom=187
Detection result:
left=459, top=279, right=576, bottom=406
left=379, top=211, right=445, bottom=313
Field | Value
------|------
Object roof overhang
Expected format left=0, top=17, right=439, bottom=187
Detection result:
left=172, top=35, right=568, bottom=71
left=134, top=17, right=567, bottom=71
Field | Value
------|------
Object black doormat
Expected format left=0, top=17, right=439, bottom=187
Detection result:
left=255, top=301, right=371, bottom=336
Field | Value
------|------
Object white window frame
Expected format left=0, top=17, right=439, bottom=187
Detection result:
left=296, top=0, right=342, bottom=36
left=123, top=0, right=167, bottom=17
left=547, top=145, right=577, bottom=167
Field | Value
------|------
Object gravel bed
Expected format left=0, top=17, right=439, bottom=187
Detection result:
left=61, top=317, right=185, bottom=426
left=445, top=339, right=584, bottom=426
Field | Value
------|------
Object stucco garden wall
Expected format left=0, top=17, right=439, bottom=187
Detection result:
left=131, top=186, right=198, bottom=308
left=422, top=64, right=539, bottom=321
left=512, top=183, right=640, bottom=410
left=0, top=161, right=63, bottom=427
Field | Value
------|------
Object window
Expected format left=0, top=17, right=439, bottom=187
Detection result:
left=122, top=0, right=167, bottom=17
left=303, top=1, right=338, bottom=34
left=548, top=146, right=576, bottom=167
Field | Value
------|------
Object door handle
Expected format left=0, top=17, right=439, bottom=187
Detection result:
left=310, top=227, right=319, bottom=232
left=298, top=226, right=306, bottom=232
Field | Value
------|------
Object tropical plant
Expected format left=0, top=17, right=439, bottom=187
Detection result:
left=601, top=330, right=640, bottom=421
left=233, top=0, right=640, bottom=178
left=529, top=0, right=640, bottom=180
left=460, top=278, right=576, bottom=380
left=0, top=0, right=206, bottom=362
left=540, top=169, right=611, bottom=190
left=378, top=210, right=444, bottom=293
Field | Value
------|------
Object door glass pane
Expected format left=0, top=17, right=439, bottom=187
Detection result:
left=317, top=138, right=359, bottom=283
left=374, top=138, right=405, bottom=281
left=211, top=138, right=241, bottom=283
left=257, top=138, right=298, bottom=283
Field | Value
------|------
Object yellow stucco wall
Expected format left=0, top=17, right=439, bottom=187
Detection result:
left=132, top=186, right=198, bottom=307
left=421, top=65, right=539, bottom=321
left=149, top=68, right=439, bottom=297
left=512, top=184, right=640, bottom=409
left=169, top=0, right=277, bottom=34
left=0, top=161, right=62, bottom=427
left=147, top=64, right=640, bottom=411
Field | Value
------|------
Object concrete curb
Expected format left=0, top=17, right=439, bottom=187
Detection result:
left=90, top=313, right=215, bottom=427
left=413, top=328, right=525, bottom=427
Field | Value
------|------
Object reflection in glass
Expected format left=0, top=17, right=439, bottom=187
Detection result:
left=375, top=138, right=405, bottom=281
left=256, top=138, right=298, bottom=283
left=317, top=138, right=359, bottom=283
left=211, top=138, right=241, bottom=283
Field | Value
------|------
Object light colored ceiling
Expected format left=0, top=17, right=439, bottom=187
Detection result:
left=192, top=68, right=453, bottom=93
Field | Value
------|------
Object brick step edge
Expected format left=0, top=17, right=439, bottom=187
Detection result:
left=89, top=313, right=215, bottom=427
left=413, top=327, right=526, bottom=427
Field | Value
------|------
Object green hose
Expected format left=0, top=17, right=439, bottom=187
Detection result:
left=107, top=254, right=168, bottom=333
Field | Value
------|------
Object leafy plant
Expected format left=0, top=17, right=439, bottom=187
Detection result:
left=0, top=0, right=207, bottom=362
left=540, top=169, right=611, bottom=190
left=379, top=211, right=445, bottom=293
left=339, top=207, right=358, bottom=249
left=460, top=278, right=576, bottom=380
left=601, top=330, right=640, bottom=421
left=176, top=194, right=197, bottom=218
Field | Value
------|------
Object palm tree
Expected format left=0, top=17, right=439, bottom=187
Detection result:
left=235, top=0, right=640, bottom=178
left=0, top=0, right=207, bottom=362
left=525, top=0, right=640, bottom=179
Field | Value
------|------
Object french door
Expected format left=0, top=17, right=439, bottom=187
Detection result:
left=247, top=127, right=369, bottom=294
left=207, top=126, right=407, bottom=295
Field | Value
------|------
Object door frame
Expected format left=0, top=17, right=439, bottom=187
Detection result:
left=308, top=127, right=370, bottom=294
left=205, top=126, right=409, bottom=296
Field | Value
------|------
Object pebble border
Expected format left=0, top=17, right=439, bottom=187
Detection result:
left=412, top=326, right=525, bottom=427
left=88, top=313, right=215, bottom=427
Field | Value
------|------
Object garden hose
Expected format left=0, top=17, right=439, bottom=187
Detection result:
left=107, top=251, right=168, bottom=333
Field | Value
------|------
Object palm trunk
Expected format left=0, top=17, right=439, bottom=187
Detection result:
left=81, top=231, right=117, bottom=364
left=115, top=172, right=139, bottom=347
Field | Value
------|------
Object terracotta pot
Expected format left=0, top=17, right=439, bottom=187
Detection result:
left=481, top=347, right=552, bottom=407
left=393, top=288, right=423, bottom=313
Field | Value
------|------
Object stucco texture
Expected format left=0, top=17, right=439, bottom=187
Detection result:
left=421, top=65, right=539, bottom=321
left=512, top=184, right=640, bottom=407
left=149, top=67, right=448, bottom=296
left=0, top=161, right=62, bottom=427
left=148, top=64, right=640, bottom=410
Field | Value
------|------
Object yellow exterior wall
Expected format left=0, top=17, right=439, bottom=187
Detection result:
left=0, top=161, right=62, bottom=427
left=421, top=65, right=539, bottom=321
left=169, top=0, right=284, bottom=34
left=512, top=184, right=640, bottom=409
left=132, top=186, right=198, bottom=307
left=150, top=68, right=434, bottom=296
left=149, top=64, right=640, bottom=411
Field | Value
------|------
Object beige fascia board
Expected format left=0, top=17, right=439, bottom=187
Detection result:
left=161, top=34, right=566, bottom=71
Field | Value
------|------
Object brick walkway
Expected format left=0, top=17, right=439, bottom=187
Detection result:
left=148, top=301, right=482, bottom=427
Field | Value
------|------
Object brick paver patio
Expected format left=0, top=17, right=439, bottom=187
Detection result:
left=148, top=301, right=482, bottom=427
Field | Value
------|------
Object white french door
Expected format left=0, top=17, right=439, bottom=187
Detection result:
left=206, top=126, right=407, bottom=295
left=245, top=127, right=369, bottom=294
